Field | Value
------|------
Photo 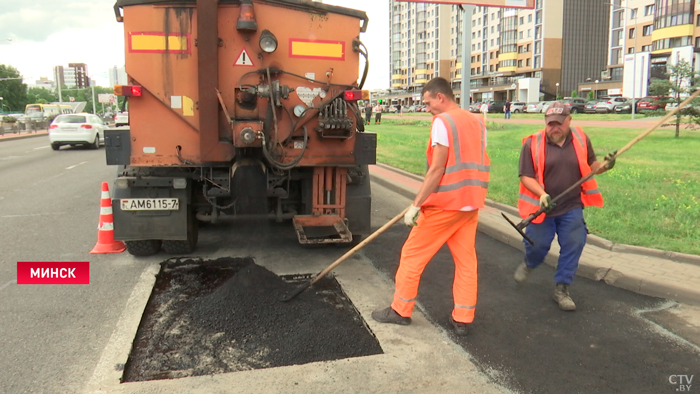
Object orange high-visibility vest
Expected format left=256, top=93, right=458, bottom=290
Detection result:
left=422, top=109, right=490, bottom=210
left=518, top=127, right=603, bottom=223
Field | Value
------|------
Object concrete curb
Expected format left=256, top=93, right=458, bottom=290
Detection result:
left=370, top=164, right=700, bottom=306
left=373, top=163, right=700, bottom=268
left=0, top=131, right=48, bottom=142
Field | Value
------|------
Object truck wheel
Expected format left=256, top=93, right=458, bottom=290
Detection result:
left=162, top=212, right=199, bottom=254
left=125, top=240, right=162, bottom=256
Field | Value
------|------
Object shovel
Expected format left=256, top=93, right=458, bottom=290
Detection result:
left=503, top=88, right=700, bottom=245
left=280, top=207, right=409, bottom=302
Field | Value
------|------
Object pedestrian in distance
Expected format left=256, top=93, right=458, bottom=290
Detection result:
left=372, top=77, right=490, bottom=336
left=374, top=103, right=383, bottom=125
left=480, top=102, right=489, bottom=120
left=397, top=103, right=403, bottom=117
left=365, top=102, right=373, bottom=125
left=504, top=101, right=512, bottom=119
left=514, top=102, right=617, bottom=311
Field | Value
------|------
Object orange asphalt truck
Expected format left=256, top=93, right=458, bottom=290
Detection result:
left=107, top=0, right=375, bottom=256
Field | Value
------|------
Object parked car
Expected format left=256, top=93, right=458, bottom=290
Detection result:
left=115, top=112, right=129, bottom=127
left=49, top=113, right=105, bottom=150
left=525, top=101, right=547, bottom=113
left=540, top=101, right=555, bottom=113
left=637, top=96, right=671, bottom=112
left=594, top=97, right=629, bottom=113
left=583, top=100, right=598, bottom=114
left=614, top=99, right=641, bottom=114
left=487, top=101, right=506, bottom=113
left=510, top=102, right=526, bottom=113
left=558, top=98, right=587, bottom=114
left=469, top=102, right=482, bottom=113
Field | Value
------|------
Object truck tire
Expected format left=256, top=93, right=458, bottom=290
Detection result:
left=125, top=240, right=162, bottom=256
left=162, top=212, right=199, bottom=254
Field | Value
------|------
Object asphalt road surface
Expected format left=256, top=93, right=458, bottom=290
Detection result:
left=0, top=135, right=697, bottom=394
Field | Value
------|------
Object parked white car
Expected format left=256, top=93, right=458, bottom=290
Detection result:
left=525, top=102, right=547, bottom=113
left=510, top=102, right=526, bottom=113
left=49, top=113, right=105, bottom=150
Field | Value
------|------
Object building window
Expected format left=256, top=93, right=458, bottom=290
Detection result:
left=534, top=56, right=540, bottom=68
left=630, top=8, right=637, bottom=19
left=519, top=31, right=523, bottom=39
left=534, top=41, right=541, bottom=54
left=528, top=29, right=531, bottom=37
left=518, top=60, right=523, bottom=67
left=611, top=48, right=622, bottom=65
left=642, top=24, right=653, bottom=36
left=643, top=4, right=655, bottom=16
left=526, top=58, right=531, bottom=66
left=519, top=17, right=524, bottom=24
left=629, top=28, right=635, bottom=39
left=696, top=36, right=700, bottom=48
left=642, top=44, right=652, bottom=51
left=528, top=14, right=532, bottom=22
left=628, top=47, right=634, bottom=54
left=697, top=14, right=700, bottom=26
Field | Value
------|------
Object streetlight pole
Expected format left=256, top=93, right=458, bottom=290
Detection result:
left=556, top=82, right=560, bottom=99
left=91, top=84, right=96, bottom=114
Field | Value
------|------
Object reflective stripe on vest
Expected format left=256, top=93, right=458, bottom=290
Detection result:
left=423, top=110, right=490, bottom=210
left=517, top=127, right=603, bottom=223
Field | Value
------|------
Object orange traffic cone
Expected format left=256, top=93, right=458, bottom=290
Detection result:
left=90, top=182, right=126, bottom=254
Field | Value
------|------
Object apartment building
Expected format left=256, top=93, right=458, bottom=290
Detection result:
left=53, top=63, right=90, bottom=89
left=108, top=66, right=128, bottom=87
left=580, top=0, right=700, bottom=99
left=387, top=0, right=610, bottom=105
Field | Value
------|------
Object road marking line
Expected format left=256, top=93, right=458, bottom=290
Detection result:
left=66, top=161, right=89, bottom=170
left=34, top=146, right=50, bottom=150
left=1, top=212, right=66, bottom=218
left=0, top=280, right=16, bottom=292
left=83, top=263, right=160, bottom=394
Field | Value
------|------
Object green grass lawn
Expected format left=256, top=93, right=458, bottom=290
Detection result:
left=390, top=112, right=660, bottom=122
left=374, top=118, right=700, bottom=255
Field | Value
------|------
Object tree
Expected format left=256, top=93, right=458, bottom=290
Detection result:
left=0, top=64, right=28, bottom=112
left=571, top=90, right=578, bottom=98
left=26, top=87, right=58, bottom=106
left=647, top=59, right=700, bottom=138
left=587, top=91, right=595, bottom=101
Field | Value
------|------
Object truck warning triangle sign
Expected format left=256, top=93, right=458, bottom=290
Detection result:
left=235, top=48, right=255, bottom=67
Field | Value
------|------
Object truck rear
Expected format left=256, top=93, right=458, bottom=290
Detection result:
left=107, top=0, right=375, bottom=256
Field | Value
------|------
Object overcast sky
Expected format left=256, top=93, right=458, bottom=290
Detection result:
left=0, top=0, right=389, bottom=89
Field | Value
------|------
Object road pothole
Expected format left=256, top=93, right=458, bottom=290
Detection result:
left=122, top=257, right=382, bottom=382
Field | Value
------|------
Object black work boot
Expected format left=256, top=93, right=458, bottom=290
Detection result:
left=450, top=317, right=469, bottom=336
left=371, top=307, right=411, bottom=325
left=553, top=283, right=576, bottom=311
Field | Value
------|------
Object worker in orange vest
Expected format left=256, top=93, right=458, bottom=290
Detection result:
left=514, top=102, right=617, bottom=311
left=372, top=77, right=489, bottom=336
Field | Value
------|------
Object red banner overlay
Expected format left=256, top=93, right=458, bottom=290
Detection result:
left=17, top=262, right=90, bottom=285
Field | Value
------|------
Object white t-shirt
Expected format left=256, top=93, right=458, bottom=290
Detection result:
left=429, top=117, right=477, bottom=212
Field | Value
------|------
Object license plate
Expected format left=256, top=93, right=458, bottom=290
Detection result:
left=120, top=198, right=179, bottom=211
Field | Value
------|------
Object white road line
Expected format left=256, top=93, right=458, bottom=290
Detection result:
left=0, top=280, right=16, bottom=292
left=66, top=161, right=89, bottom=170
left=34, top=146, right=50, bottom=150
left=1, top=212, right=66, bottom=218
left=83, top=264, right=160, bottom=394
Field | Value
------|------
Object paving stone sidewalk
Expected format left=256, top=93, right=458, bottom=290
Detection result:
left=0, top=129, right=48, bottom=141
left=370, top=163, right=700, bottom=306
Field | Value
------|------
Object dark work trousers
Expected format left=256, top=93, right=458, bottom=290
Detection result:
left=375, top=113, right=382, bottom=123
left=523, top=208, right=588, bottom=284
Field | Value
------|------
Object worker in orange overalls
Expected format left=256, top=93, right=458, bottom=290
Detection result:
left=372, top=77, right=489, bottom=336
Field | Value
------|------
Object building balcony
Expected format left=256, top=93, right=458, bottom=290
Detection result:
left=392, top=74, right=403, bottom=80
left=651, top=24, right=693, bottom=42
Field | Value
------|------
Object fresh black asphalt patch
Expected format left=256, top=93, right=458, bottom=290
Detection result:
left=122, top=257, right=382, bottom=382
left=363, top=226, right=700, bottom=394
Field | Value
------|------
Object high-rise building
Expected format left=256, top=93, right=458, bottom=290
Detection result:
left=579, top=0, right=699, bottom=101
left=54, top=63, right=90, bottom=89
left=108, top=66, right=128, bottom=86
left=387, top=0, right=610, bottom=105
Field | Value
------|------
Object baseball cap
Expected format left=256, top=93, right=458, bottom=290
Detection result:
left=545, top=102, right=570, bottom=124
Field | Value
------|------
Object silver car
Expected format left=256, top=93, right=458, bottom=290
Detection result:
left=595, top=97, right=629, bottom=113
left=526, top=101, right=547, bottom=113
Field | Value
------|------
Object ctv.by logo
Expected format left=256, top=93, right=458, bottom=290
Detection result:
left=669, top=375, right=694, bottom=392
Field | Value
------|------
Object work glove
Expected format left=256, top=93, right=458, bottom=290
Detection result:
left=404, top=205, right=421, bottom=227
left=539, top=193, right=554, bottom=212
left=603, top=150, right=618, bottom=170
